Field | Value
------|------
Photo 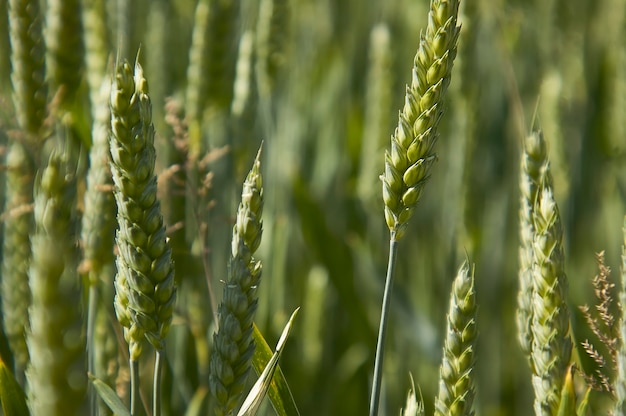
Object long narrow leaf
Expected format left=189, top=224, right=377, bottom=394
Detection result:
left=0, top=357, right=28, bottom=416
left=88, top=373, right=131, bottom=416
left=249, top=309, right=301, bottom=416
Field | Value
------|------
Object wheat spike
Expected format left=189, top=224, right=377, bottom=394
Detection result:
left=517, top=130, right=548, bottom=364
left=434, top=260, right=477, bottom=416
left=530, top=164, right=572, bottom=416
left=45, top=0, right=83, bottom=107
left=110, top=58, right=176, bottom=359
left=1, top=141, right=35, bottom=370
left=209, top=146, right=264, bottom=415
left=381, top=0, right=461, bottom=240
left=9, top=0, right=47, bottom=135
left=27, top=149, right=86, bottom=416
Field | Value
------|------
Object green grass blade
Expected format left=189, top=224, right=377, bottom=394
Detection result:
left=251, top=323, right=301, bottom=416
left=0, top=356, right=28, bottom=416
left=88, top=373, right=131, bottom=416
left=556, top=366, right=576, bottom=416
left=240, top=308, right=299, bottom=416
left=184, top=386, right=209, bottom=416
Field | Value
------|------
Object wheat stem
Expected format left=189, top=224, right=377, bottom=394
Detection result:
left=130, top=358, right=141, bottom=416
left=615, top=216, right=626, bottom=415
left=369, top=238, right=398, bottom=416
left=153, top=350, right=164, bottom=416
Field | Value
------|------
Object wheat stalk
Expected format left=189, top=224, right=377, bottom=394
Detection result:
left=27, top=149, right=86, bottom=416
left=615, top=216, right=626, bottom=415
left=209, top=146, right=264, bottom=415
left=434, top=260, right=477, bottom=416
left=110, top=58, right=177, bottom=415
left=372, top=1, right=461, bottom=414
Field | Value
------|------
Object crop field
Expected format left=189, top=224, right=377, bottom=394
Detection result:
left=0, top=0, right=624, bottom=415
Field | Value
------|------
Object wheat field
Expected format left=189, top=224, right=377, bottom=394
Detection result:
left=0, top=0, right=624, bottom=415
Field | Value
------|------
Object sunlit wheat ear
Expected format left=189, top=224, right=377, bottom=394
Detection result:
left=209, top=146, right=264, bottom=415
left=615, top=216, right=626, bottom=416
left=434, top=260, right=477, bottom=416
left=401, top=375, right=425, bottom=416
left=1, top=141, right=35, bottom=371
left=9, top=0, right=47, bottom=136
left=381, top=0, right=461, bottom=241
left=27, top=150, right=85, bottom=416
left=110, top=58, right=176, bottom=360
left=530, top=167, right=572, bottom=416
left=517, top=130, right=548, bottom=366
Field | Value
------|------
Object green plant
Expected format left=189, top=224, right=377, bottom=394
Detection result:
left=0, top=0, right=624, bottom=415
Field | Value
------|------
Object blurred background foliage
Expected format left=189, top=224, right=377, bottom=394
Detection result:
left=0, top=0, right=624, bottom=415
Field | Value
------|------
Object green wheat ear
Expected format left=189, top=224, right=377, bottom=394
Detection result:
left=1, top=141, right=35, bottom=371
left=9, top=0, right=47, bottom=136
left=517, top=130, right=548, bottom=365
left=110, top=58, right=176, bottom=360
left=434, top=260, right=477, bottom=416
left=209, top=145, right=264, bottom=415
left=381, top=0, right=461, bottom=241
left=530, top=156, right=572, bottom=416
left=27, top=149, right=85, bottom=416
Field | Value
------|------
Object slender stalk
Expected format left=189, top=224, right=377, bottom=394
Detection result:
left=87, top=284, right=98, bottom=414
left=153, top=350, right=164, bottom=416
left=369, top=236, right=398, bottom=416
left=130, top=358, right=141, bottom=416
